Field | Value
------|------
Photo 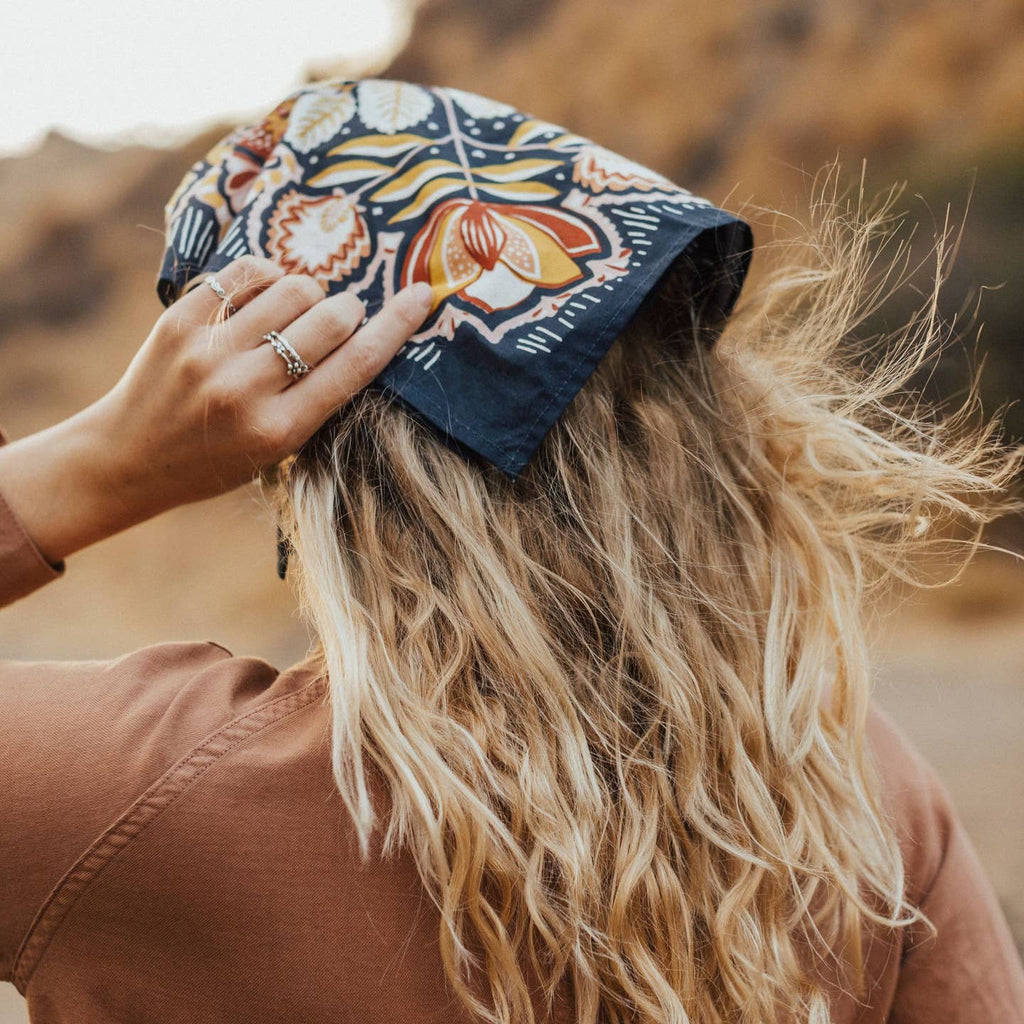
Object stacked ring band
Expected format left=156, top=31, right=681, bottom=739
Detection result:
left=263, top=331, right=311, bottom=379
left=205, top=275, right=238, bottom=314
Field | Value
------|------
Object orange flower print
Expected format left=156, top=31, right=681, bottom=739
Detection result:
left=222, top=147, right=264, bottom=215
left=571, top=144, right=675, bottom=193
left=402, top=199, right=602, bottom=314
left=232, top=121, right=278, bottom=163
left=265, top=191, right=371, bottom=285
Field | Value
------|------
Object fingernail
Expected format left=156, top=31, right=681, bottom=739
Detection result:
left=404, top=281, right=434, bottom=311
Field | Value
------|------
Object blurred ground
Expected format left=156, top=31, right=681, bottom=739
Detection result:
left=871, top=555, right=1024, bottom=946
left=2, top=0, right=1023, bottom=1017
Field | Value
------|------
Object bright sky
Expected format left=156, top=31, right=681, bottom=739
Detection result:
left=0, top=0, right=410, bottom=158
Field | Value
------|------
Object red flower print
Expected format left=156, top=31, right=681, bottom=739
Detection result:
left=401, top=198, right=602, bottom=314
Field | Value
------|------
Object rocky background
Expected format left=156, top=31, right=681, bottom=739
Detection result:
left=1, top=0, right=1022, bottom=1016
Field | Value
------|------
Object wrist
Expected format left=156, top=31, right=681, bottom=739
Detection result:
left=0, top=398, right=159, bottom=562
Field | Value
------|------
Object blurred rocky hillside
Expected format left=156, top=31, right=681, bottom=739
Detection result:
left=381, top=0, right=1024, bottom=440
left=2, top=0, right=1021, bottom=446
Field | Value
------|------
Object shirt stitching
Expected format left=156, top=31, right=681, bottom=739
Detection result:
left=12, top=676, right=328, bottom=994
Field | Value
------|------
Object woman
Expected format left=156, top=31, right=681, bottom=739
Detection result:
left=2, top=78, right=1023, bottom=1024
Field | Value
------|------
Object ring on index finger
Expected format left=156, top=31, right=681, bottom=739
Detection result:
left=206, top=275, right=238, bottom=315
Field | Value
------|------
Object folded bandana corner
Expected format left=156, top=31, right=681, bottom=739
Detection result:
left=157, top=78, right=753, bottom=477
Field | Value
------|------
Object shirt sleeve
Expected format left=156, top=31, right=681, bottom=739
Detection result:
left=0, top=421, right=66, bottom=606
left=0, top=639, right=283, bottom=985
left=865, top=704, right=1024, bottom=1022
left=0, top=426, right=295, bottom=990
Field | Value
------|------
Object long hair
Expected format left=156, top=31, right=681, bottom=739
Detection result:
left=267, top=171, right=1021, bottom=1024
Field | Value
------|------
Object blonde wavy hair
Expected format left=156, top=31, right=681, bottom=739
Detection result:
left=268, top=171, right=1021, bottom=1024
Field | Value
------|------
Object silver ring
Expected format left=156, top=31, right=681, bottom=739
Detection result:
left=206, top=275, right=238, bottom=314
left=262, top=330, right=311, bottom=379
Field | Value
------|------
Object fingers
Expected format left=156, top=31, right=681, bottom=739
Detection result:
left=224, top=271, right=329, bottom=350
left=248, top=290, right=368, bottom=391
left=178, top=255, right=285, bottom=320
left=268, top=281, right=433, bottom=444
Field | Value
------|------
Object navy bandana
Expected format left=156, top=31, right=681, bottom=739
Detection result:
left=157, top=78, right=753, bottom=477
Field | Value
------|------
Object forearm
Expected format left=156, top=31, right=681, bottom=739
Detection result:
left=0, top=257, right=433, bottom=586
left=0, top=397, right=147, bottom=565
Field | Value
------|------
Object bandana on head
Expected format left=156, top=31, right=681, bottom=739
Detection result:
left=157, top=78, right=753, bottom=477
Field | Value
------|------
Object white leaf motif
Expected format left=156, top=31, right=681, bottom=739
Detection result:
left=444, top=87, right=517, bottom=120
left=285, top=91, right=356, bottom=153
left=357, top=80, right=434, bottom=134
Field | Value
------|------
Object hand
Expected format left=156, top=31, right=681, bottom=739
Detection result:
left=97, top=255, right=433, bottom=512
left=0, top=256, right=434, bottom=563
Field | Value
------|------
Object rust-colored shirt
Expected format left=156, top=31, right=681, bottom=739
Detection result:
left=1, top=431, right=1023, bottom=1022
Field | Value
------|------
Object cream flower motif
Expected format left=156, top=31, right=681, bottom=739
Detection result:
left=265, top=191, right=370, bottom=285
left=572, top=144, right=678, bottom=192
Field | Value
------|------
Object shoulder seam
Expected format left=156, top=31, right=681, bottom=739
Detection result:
left=12, top=675, right=328, bottom=994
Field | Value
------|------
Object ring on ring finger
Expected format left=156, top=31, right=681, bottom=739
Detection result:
left=263, top=330, right=311, bottom=380
left=250, top=290, right=367, bottom=389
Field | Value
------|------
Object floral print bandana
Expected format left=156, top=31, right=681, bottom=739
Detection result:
left=157, top=78, right=753, bottom=478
